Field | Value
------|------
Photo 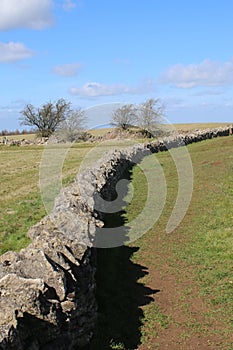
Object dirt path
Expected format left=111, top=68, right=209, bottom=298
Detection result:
left=136, top=234, right=233, bottom=350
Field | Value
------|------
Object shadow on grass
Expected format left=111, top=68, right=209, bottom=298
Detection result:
left=90, top=246, right=159, bottom=350
left=90, top=165, right=159, bottom=349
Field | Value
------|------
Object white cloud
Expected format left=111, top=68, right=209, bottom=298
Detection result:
left=69, top=80, right=155, bottom=97
left=159, top=59, right=233, bottom=88
left=0, top=0, right=54, bottom=30
left=52, top=63, right=82, bottom=76
left=0, top=42, right=35, bottom=63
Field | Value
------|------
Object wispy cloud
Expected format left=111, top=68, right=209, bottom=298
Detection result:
left=62, top=0, right=78, bottom=11
left=0, top=99, right=26, bottom=114
left=163, top=97, right=187, bottom=110
left=193, top=88, right=225, bottom=96
left=0, top=42, right=35, bottom=63
left=114, top=58, right=131, bottom=65
left=0, top=0, right=54, bottom=30
left=52, top=63, right=82, bottom=76
left=69, top=79, right=155, bottom=97
left=159, top=59, right=233, bottom=88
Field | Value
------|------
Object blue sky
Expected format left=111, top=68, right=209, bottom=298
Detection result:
left=1, top=0, right=233, bottom=130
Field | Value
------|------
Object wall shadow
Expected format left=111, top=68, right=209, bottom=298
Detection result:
left=90, top=246, right=159, bottom=350
left=90, top=165, right=159, bottom=349
left=0, top=312, right=69, bottom=350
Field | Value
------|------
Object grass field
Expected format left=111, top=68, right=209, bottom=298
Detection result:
left=0, top=133, right=37, bottom=142
left=174, top=122, right=230, bottom=131
left=0, top=129, right=233, bottom=349
left=0, top=143, right=94, bottom=253
left=1, top=122, right=230, bottom=143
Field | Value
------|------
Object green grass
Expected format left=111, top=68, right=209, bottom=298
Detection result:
left=91, top=136, right=233, bottom=349
left=0, top=146, right=43, bottom=253
left=0, top=143, right=94, bottom=254
left=141, top=137, right=233, bottom=347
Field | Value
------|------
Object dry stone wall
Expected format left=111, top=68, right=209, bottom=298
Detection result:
left=0, top=126, right=231, bottom=349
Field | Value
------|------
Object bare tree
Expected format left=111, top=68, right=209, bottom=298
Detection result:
left=56, top=108, right=86, bottom=142
left=20, top=99, right=72, bottom=137
left=137, top=98, right=164, bottom=137
left=111, top=104, right=137, bottom=130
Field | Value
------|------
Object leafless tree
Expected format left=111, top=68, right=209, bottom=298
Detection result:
left=137, top=98, right=164, bottom=137
left=111, top=104, right=137, bottom=130
left=56, top=108, right=86, bottom=142
left=20, top=99, right=72, bottom=137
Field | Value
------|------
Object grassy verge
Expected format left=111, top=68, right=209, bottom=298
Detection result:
left=91, top=136, right=233, bottom=349
left=135, top=137, right=233, bottom=349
